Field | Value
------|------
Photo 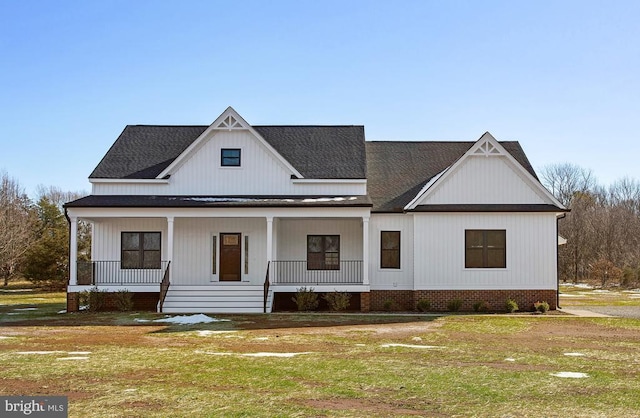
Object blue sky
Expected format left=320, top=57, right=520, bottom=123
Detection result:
left=1, top=0, right=639, bottom=196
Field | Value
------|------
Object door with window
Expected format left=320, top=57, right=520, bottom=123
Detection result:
left=220, top=233, right=242, bottom=281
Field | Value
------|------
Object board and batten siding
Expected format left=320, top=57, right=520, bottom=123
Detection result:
left=368, top=214, right=414, bottom=290
left=419, top=156, right=547, bottom=205
left=91, top=130, right=366, bottom=196
left=92, top=218, right=168, bottom=261
left=172, top=218, right=267, bottom=285
left=413, top=213, right=557, bottom=290
left=277, top=219, right=363, bottom=261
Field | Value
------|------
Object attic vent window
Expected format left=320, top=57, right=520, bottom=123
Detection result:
left=221, top=149, right=241, bottom=167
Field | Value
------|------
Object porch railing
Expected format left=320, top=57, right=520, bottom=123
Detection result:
left=158, top=261, right=171, bottom=313
left=270, top=260, right=363, bottom=285
left=76, top=261, right=170, bottom=285
left=263, top=261, right=270, bottom=313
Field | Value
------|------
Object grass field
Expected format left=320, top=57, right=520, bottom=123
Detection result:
left=1, top=287, right=639, bottom=417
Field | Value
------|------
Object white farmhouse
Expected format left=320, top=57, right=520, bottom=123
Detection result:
left=64, top=107, right=567, bottom=313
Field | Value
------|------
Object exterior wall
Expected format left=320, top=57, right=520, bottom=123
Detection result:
left=276, top=219, right=363, bottom=261
left=368, top=214, right=414, bottom=290
left=91, top=130, right=366, bottom=196
left=370, top=289, right=557, bottom=312
left=92, top=218, right=168, bottom=260
left=173, top=218, right=267, bottom=285
left=419, top=155, right=547, bottom=205
left=413, top=212, right=558, bottom=290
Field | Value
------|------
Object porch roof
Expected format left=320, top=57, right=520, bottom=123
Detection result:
left=65, top=195, right=372, bottom=208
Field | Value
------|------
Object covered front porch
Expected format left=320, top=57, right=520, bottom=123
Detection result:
left=66, top=202, right=372, bottom=312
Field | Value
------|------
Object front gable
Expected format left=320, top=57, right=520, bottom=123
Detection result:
left=406, top=133, right=565, bottom=209
left=158, top=107, right=302, bottom=180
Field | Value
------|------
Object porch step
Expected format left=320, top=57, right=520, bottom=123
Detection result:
left=162, top=285, right=273, bottom=314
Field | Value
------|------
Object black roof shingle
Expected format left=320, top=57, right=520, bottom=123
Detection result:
left=90, top=125, right=366, bottom=180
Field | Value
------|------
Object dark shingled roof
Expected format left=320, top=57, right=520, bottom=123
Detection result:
left=65, top=195, right=372, bottom=208
left=366, top=141, right=538, bottom=212
left=90, top=125, right=366, bottom=180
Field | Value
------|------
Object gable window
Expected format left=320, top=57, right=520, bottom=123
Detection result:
left=380, top=231, right=401, bottom=269
left=307, top=235, right=340, bottom=270
left=221, top=148, right=241, bottom=167
left=121, top=232, right=161, bottom=269
left=465, top=230, right=506, bottom=268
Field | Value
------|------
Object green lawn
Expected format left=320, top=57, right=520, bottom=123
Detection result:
left=559, top=283, right=640, bottom=307
left=1, top=288, right=639, bottom=417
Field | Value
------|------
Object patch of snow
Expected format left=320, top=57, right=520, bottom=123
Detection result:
left=0, top=336, right=14, bottom=339
left=6, top=313, right=21, bottom=315
left=14, top=307, right=38, bottom=311
left=123, top=389, right=137, bottom=393
left=57, top=357, right=89, bottom=361
left=551, top=372, right=589, bottom=378
left=355, top=344, right=366, bottom=347
left=79, top=305, right=88, bottom=311
left=195, top=350, right=233, bottom=356
left=628, top=294, right=640, bottom=299
left=134, top=319, right=151, bottom=323
left=153, top=314, right=230, bottom=325
left=564, top=352, right=586, bottom=357
left=253, top=337, right=269, bottom=341
left=558, top=294, right=583, bottom=298
left=57, top=310, right=67, bottom=314
left=242, top=352, right=313, bottom=358
left=411, top=337, right=423, bottom=342
left=68, top=351, right=91, bottom=355
left=185, top=197, right=254, bottom=203
left=567, top=283, right=593, bottom=289
left=17, top=351, right=65, bottom=355
left=302, top=197, right=359, bottom=203
left=196, top=330, right=237, bottom=336
left=0, top=289, right=33, bottom=293
left=380, top=344, right=440, bottom=349
left=592, top=289, right=611, bottom=293
left=504, top=358, right=516, bottom=362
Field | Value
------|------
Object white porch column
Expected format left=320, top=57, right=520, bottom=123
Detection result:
left=362, top=216, right=370, bottom=285
left=69, top=216, right=78, bottom=286
left=167, top=216, right=174, bottom=280
left=266, top=216, right=274, bottom=263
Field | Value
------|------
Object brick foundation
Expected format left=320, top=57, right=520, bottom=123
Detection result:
left=360, top=292, right=370, bottom=312
left=370, top=289, right=557, bottom=312
left=66, top=291, right=159, bottom=312
left=67, top=292, right=79, bottom=312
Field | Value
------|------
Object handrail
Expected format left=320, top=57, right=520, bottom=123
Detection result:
left=263, top=261, right=270, bottom=313
left=158, top=261, right=171, bottom=313
left=77, top=260, right=169, bottom=285
left=270, top=260, right=363, bottom=285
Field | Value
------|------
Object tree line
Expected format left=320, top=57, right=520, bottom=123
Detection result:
left=0, top=171, right=89, bottom=289
left=542, top=163, right=640, bottom=288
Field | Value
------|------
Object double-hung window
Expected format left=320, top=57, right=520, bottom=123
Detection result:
left=307, top=235, right=340, bottom=270
left=121, top=232, right=161, bottom=269
left=465, top=230, right=506, bottom=268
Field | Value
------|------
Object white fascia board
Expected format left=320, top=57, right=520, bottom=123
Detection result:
left=403, top=167, right=449, bottom=210
left=156, top=106, right=303, bottom=179
left=291, top=179, right=367, bottom=184
left=89, top=179, right=169, bottom=184
left=67, top=206, right=371, bottom=220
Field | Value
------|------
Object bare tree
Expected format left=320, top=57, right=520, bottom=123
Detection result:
left=540, top=163, right=596, bottom=207
left=0, top=171, right=37, bottom=286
